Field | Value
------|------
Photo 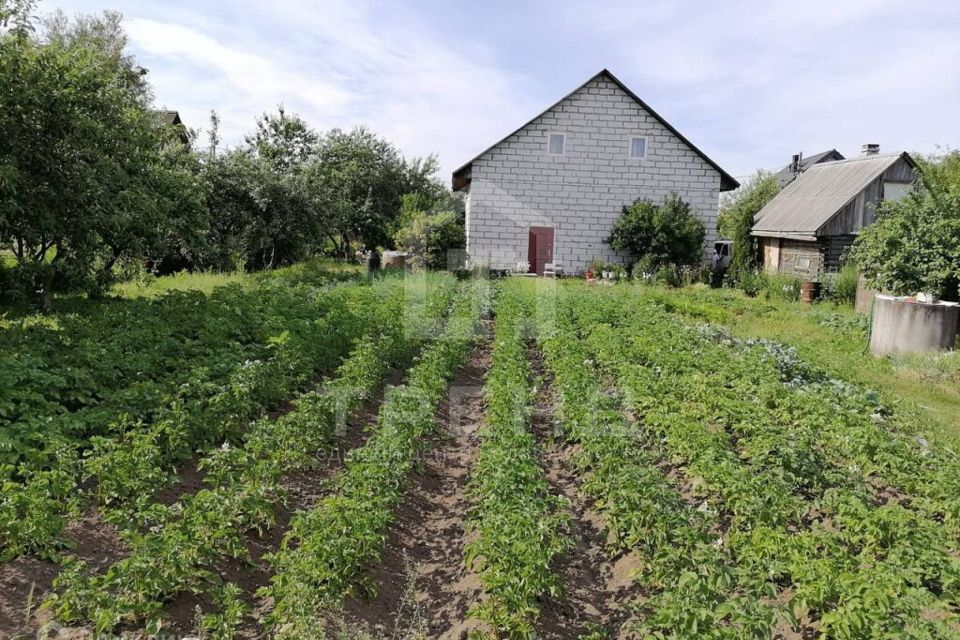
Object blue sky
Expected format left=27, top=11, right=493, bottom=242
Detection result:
left=48, top=0, right=960, bottom=181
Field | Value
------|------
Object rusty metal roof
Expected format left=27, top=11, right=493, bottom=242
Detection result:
left=753, top=153, right=913, bottom=239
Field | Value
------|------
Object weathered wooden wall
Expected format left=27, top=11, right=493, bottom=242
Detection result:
left=778, top=240, right=822, bottom=277
left=821, top=235, right=856, bottom=271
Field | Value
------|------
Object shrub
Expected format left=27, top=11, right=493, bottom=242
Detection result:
left=731, top=271, right=803, bottom=301
left=731, top=270, right=764, bottom=297
left=654, top=265, right=680, bottom=287
left=394, top=210, right=465, bottom=270
left=820, top=262, right=859, bottom=305
left=608, top=194, right=705, bottom=270
left=850, top=151, right=960, bottom=300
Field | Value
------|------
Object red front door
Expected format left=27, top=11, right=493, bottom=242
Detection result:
left=527, top=226, right=554, bottom=275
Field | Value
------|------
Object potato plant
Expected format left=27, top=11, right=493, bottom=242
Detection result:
left=464, top=281, right=570, bottom=637
left=573, top=284, right=960, bottom=638
left=264, top=279, right=488, bottom=639
left=46, top=274, right=458, bottom=633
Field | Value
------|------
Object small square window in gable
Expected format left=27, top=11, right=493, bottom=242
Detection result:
left=548, top=133, right=565, bottom=155
left=630, top=136, right=647, bottom=159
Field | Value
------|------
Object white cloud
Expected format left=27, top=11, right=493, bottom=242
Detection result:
left=105, top=0, right=538, bottom=182
left=48, top=0, right=960, bottom=180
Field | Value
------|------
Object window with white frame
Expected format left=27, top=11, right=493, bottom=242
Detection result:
left=547, top=133, right=565, bottom=155
left=629, top=136, right=647, bottom=159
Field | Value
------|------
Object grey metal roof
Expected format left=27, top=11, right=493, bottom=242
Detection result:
left=451, top=69, right=739, bottom=192
left=753, top=153, right=913, bottom=238
left=774, top=148, right=844, bottom=188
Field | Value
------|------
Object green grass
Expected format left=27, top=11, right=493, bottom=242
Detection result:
left=637, top=283, right=960, bottom=447
left=110, top=258, right=363, bottom=299
left=110, top=270, right=250, bottom=299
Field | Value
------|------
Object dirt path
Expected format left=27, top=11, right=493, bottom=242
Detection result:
left=339, top=330, right=491, bottom=639
left=528, top=347, right=643, bottom=640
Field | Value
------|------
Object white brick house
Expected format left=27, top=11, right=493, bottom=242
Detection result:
left=452, top=69, right=738, bottom=274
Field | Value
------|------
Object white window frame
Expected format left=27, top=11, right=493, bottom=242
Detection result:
left=547, top=132, right=566, bottom=156
left=628, top=136, right=648, bottom=160
left=794, top=255, right=811, bottom=272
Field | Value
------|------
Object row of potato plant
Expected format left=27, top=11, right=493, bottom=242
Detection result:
left=264, top=279, right=488, bottom=640
left=47, top=274, right=458, bottom=635
left=0, top=277, right=397, bottom=560
left=643, top=286, right=960, bottom=542
left=464, top=279, right=570, bottom=638
left=0, top=267, right=356, bottom=468
left=90, top=275, right=456, bottom=530
left=581, top=285, right=960, bottom=638
left=535, top=282, right=774, bottom=638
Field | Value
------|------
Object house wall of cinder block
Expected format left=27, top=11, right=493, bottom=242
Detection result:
left=464, top=74, right=723, bottom=272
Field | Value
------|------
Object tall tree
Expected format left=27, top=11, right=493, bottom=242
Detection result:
left=0, top=7, right=203, bottom=305
left=717, top=171, right=779, bottom=278
left=245, top=106, right=319, bottom=172
left=201, top=108, right=323, bottom=270
left=310, top=126, right=441, bottom=254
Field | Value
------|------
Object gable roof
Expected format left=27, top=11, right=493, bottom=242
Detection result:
left=451, top=69, right=739, bottom=192
left=774, top=148, right=845, bottom=188
left=753, top=152, right=916, bottom=240
left=152, top=110, right=182, bottom=126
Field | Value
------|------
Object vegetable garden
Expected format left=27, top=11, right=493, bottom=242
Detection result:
left=2, top=273, right=960, bottom=639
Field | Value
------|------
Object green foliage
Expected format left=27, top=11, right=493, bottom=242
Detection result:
left=733, top=271, right=804, bottom=301
left=567, top=283, right=960, bottom=638
left=0, top=270, right=382, bottom=561
left=820, top=261, right=859, bottom=305
left=586, top=259, right=627, bottom=279
left=264, top=280, right=486, bottom=638
left=307, top=127, right=445, bottom=254
left=465, top=281, right=570, bottom=636
left=717, top=172, right=779, bottom=278
left=47, top=275, right=459, bottom=632
left=202, top=110, right=320, bottom=271
left=394, top=206, right=465, bottom=270
left=0, top=8, right=204, bottom=303
left=0, top=6, right=452, bottom=302
left=851, top=151, right=960, bottom=299
left=760, top=272, right=804, bottom=301
left=607, top=194, right=705, bottom=270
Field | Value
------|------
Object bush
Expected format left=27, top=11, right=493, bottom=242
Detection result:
left=730, top=270, right=804, bottom=301
left=394, top=209, right=465, bottom=270
left=850, top=151, right=960, bottom=299
left=654, top=265, right=680, bottom=287
left=608, top=194, right=705, bottom=270
left=762, top=273, right=804, bottom=301
left=820, top=262, right=859, bottom=305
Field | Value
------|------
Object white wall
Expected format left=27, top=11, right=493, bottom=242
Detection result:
left=465, top=74, right=722, bottom=271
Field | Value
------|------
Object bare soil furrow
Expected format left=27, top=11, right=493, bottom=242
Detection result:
left=529, top=347, right=644, bottom=639
left=338, top=330, right=491, bottom=640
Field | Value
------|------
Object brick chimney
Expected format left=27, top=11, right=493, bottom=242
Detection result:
left=860, top=143, right=880, bottom=157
